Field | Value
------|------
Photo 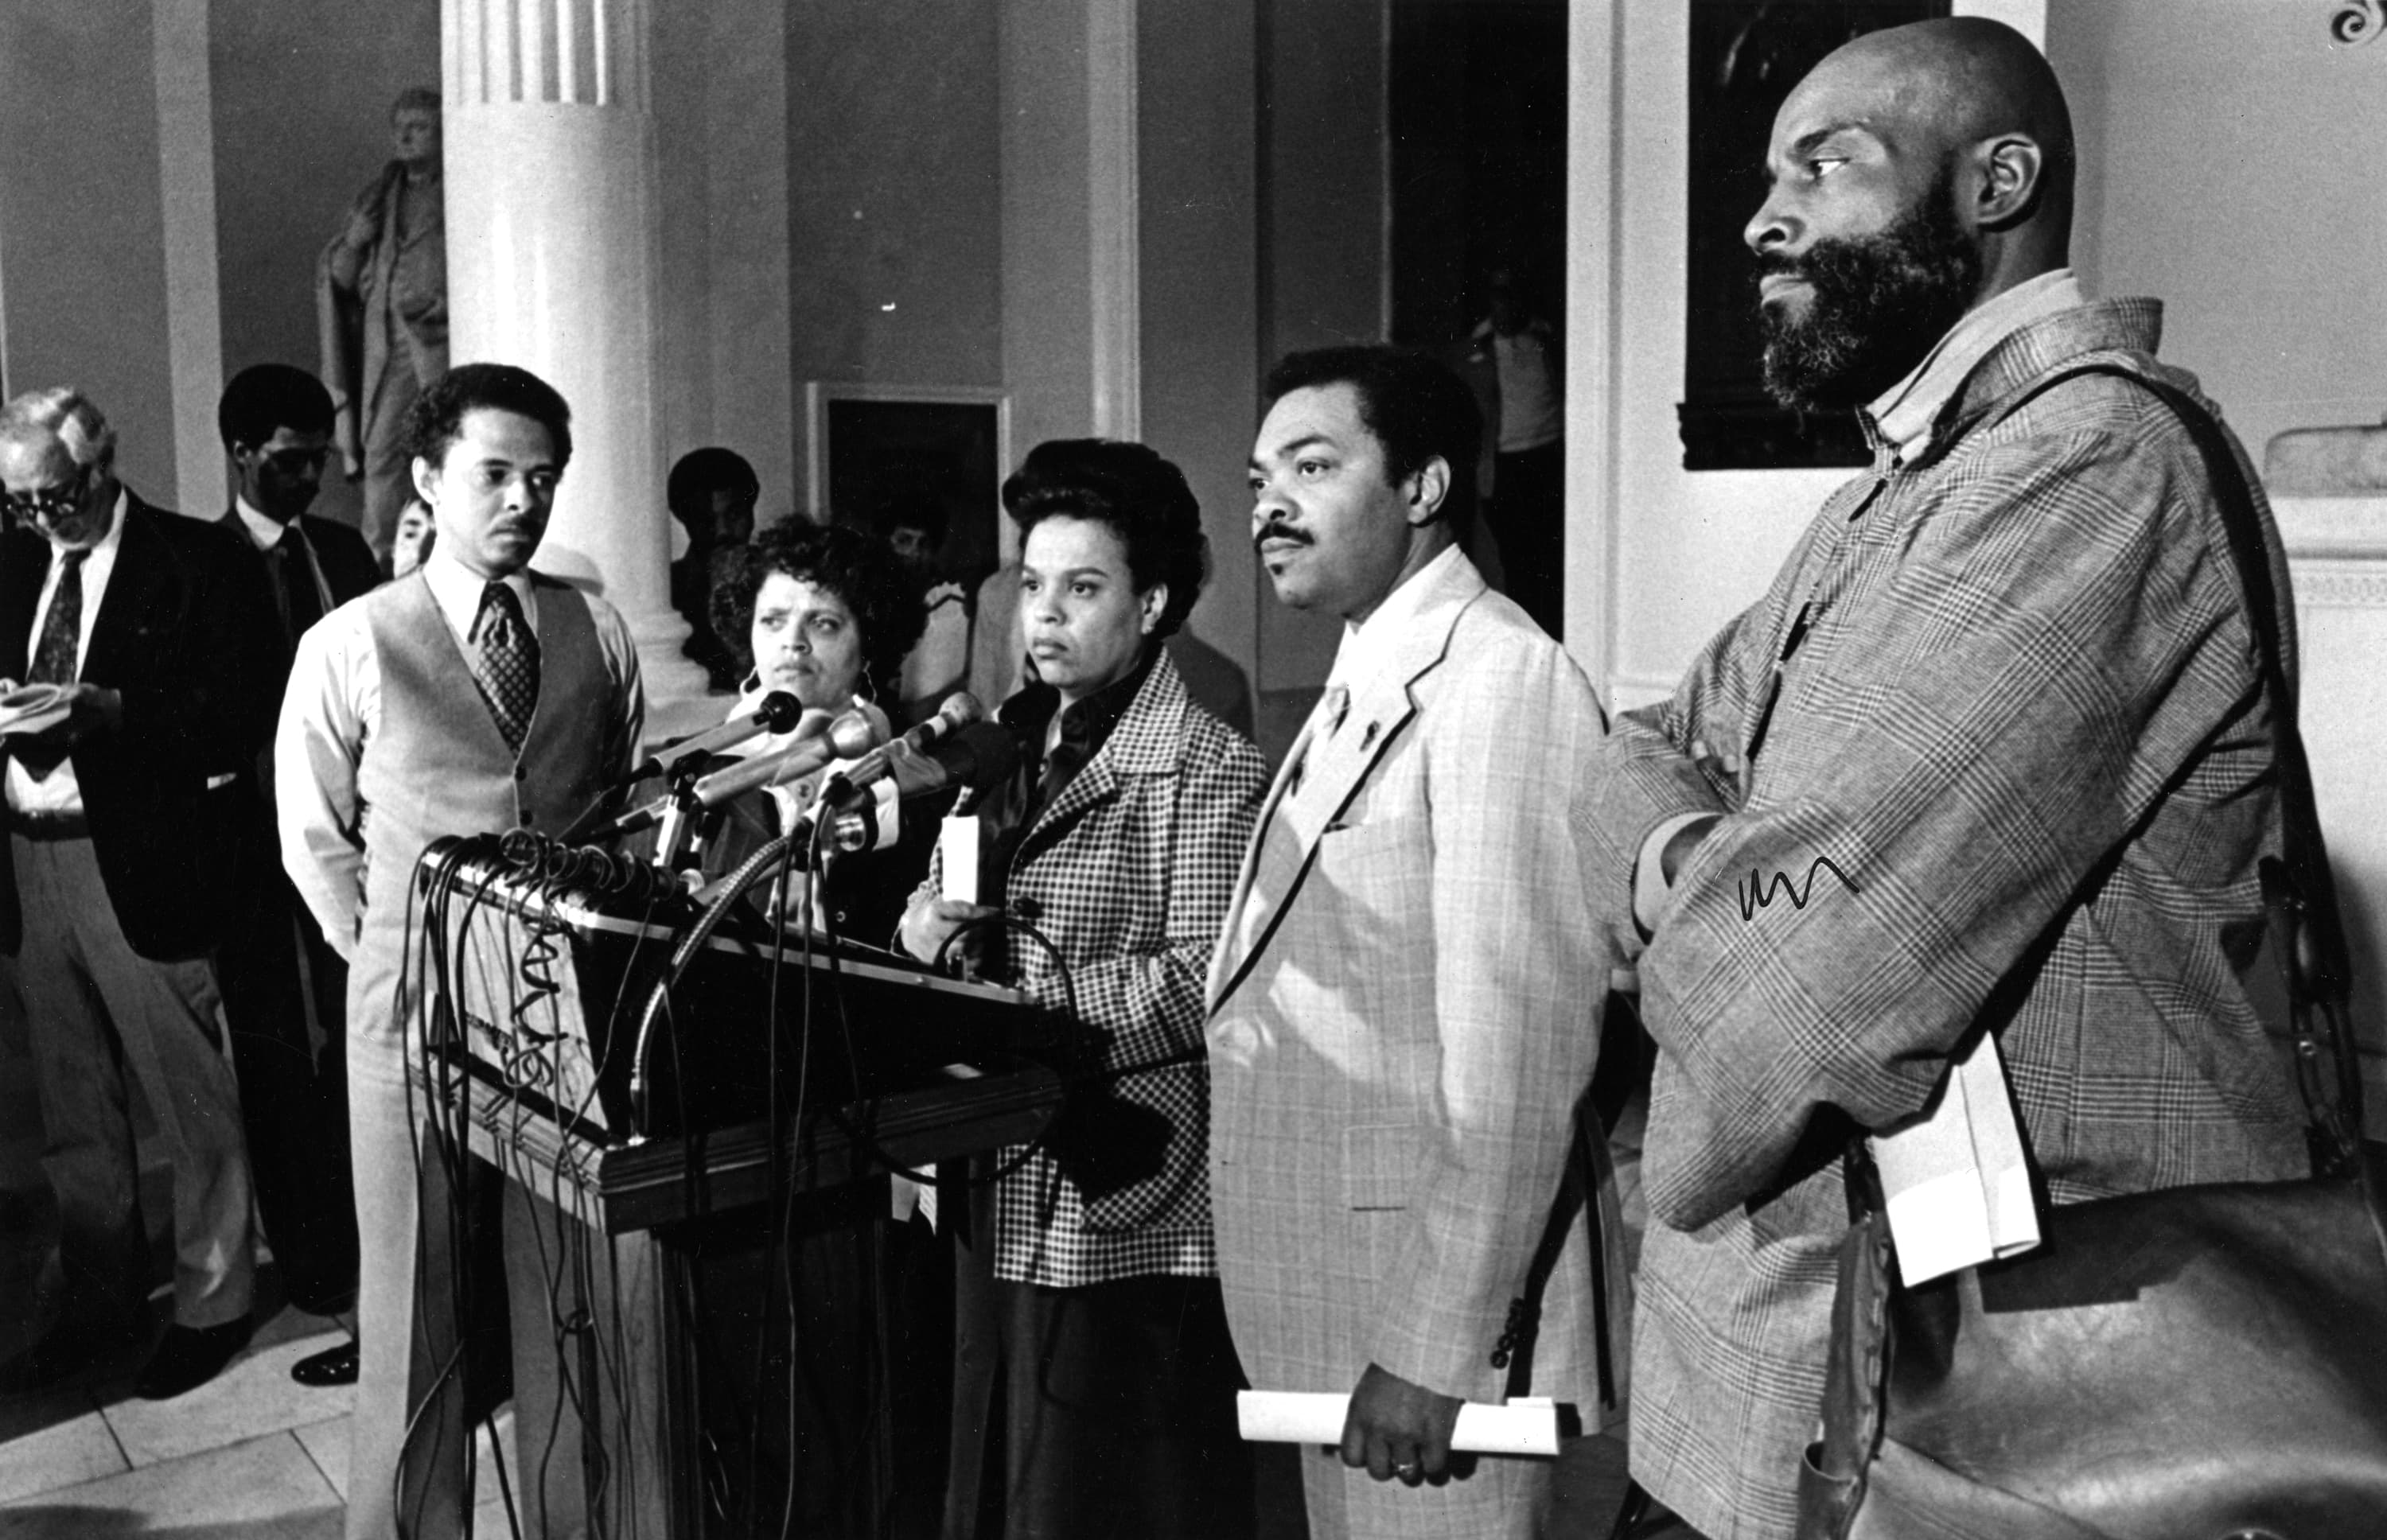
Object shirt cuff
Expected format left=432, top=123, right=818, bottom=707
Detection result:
left=1634, top=812, right=1722, bottom=935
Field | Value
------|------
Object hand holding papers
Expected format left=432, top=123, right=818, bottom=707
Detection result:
left=1236, top=1392, right=1564, bottom=1457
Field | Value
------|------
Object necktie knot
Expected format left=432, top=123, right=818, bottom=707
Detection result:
left=474, top=581, right=524, bottom=644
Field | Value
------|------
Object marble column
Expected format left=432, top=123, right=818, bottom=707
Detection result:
left=441, top=0, right=711, bottom=737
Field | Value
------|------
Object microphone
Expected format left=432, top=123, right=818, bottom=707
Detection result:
left=599, top=704, right=855, bottom=839
left=690, top=700, right=889, bottom=807
left=823, top=692, right=984, bottom=805
left=827, top=720, right=1018, bottom=817
left=822, top=722, right=1020, bottom=855
left=623, top=690, right=804, bottom=782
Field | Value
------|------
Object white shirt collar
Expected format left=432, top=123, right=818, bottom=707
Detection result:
left=1327, top=542, right=1465, bottom=693
left=422, top=545, right=537, bottom=642
left=1866, top=268, right=2089, bottom=463
left=234, top=495, right=297, bottom=552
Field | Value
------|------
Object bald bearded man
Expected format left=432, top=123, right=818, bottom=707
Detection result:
left=1587, top=21, right=2305, bottom=1537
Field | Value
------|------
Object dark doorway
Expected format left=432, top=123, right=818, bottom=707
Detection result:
left=1388, top=0, right=1570, bottom=640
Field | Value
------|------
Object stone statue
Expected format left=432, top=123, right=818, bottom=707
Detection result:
left=317, top=87, right=448, bottom=567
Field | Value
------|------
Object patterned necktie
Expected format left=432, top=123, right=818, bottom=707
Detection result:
left=469, top=581, right=539, bottom=752
left=29, top=549, right=87, bottom=687
left=22, top=549, right=88, bottom=781
left=272, top=525, right=324, bottom=644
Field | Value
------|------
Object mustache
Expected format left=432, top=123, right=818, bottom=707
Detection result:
left=1252, top=523, right=1310, bottom=553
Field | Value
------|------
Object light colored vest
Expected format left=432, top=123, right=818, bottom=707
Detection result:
left=347, top=570, right=617, bottom=1049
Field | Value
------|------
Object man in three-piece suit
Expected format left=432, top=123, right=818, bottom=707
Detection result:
left=279, top=362, right=644, bottom=1540
left=1208, top=346, right=1625, bottom=1538
left=0, top=387, right=282, bottom=1400
left=211, top=364, right=380, bottom=1382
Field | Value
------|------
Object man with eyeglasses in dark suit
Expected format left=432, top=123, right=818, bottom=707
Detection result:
left=0, top=385, right=281, bottom=1400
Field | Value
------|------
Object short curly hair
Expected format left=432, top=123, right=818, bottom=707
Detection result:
left=403, top=363, right=573, bottom=472
left=1262, top=345, right=1481, bottom=534
left=709, top=521, right=926, bottom=700
left=1001, top=439, right=1208, bottom=640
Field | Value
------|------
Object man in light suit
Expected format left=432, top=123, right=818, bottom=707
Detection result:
left=0, top=387, right=281, bottom=1399
left=1208, top=345, right=1624, bottom=1538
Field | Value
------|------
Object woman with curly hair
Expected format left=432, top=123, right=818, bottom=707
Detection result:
left=900, top=438, right=1270, bottom=1538
left=695, top=518, right=929, bottom=939
left=651, top=519, right=947, bottom=1536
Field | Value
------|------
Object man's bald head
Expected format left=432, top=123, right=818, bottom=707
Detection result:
left=1745, top=18, right=2077, bottom=409
left=1795, top=17, right=2074, bottom=243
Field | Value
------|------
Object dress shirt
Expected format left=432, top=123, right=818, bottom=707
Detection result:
left=275, top=551, right=641, bottom=961
left=1864, top=267, right=2088, bottom=462
left=1327, top=542, right=1466, bottom=702
left=7, top=488, right=130, bottom=817
left=236, top=496, right=337, bottom=624
left=1630, top=270, right=2092, bottom=931
left=419, top=545, right=538, bottom=642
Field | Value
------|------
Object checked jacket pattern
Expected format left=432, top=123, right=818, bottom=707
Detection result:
left=1587, top=299, right=2314, bottom=1538
left=924, top=650, right=1267, bottom=1288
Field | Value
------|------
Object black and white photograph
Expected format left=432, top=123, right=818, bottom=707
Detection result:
left=0, top=2, right=2382, bottom=1537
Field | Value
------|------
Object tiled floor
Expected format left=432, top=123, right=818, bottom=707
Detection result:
left=0, top=1320, right=518, bottom=1538
left=0, top=985, right=515, bottom=1536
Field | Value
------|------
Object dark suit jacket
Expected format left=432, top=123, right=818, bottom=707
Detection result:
left=214, top=508, right=381, bottom=669
left=0, top=492, right=282, bottom=960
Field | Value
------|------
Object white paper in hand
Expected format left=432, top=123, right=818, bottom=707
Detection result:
left=0, top=682, right=69, bottom=737
left=940, top=815, right=980, bottom=904
left=1235, top=1391, right=1563, bottom=1456
left=1870, top=1030, right=2042, bottom=1284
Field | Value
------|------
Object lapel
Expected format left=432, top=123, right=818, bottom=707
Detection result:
left=0, top=526, right=46, bottom=681
left=80, top=496, right=165, bottom=686
left=1013, top=651, right=1188, bottom=869
left=1207, top=554, right=1484, bottom=1014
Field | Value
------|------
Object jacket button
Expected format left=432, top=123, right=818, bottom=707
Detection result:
left=1012, top=896, right=1043, bottom=921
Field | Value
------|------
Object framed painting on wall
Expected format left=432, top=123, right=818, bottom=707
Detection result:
left=803, top=382, right=1012, bottom=590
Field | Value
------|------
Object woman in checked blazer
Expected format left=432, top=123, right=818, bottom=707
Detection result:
left=901, top=438, right=1269, bottom=1540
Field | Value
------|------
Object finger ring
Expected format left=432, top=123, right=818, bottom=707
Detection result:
left=1394, top=1461, right=1421, bottom=1479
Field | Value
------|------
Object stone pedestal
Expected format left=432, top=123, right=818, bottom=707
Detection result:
left=441, top=0, right=712, bottom=739
left=2268, top=424, right=2387, bottom=1133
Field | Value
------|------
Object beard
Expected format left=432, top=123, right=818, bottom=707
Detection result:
left=1756, top=173, right=1983, bottom=413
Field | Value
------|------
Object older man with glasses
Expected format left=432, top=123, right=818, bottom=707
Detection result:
left=0, top=387, right=282, bottom=1400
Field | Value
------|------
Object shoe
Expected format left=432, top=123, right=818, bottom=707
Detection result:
left=134, top=1318, right=253, bottom=1401
left=290, top=1338, right=358, bottom=1387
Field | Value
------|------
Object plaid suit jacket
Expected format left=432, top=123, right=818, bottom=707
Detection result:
left=1587, top=300, right=2311, bottom=1538
left=1207, top=552, right=1626, bottom=1416
left=933, top=650, right=1268, bottom=1287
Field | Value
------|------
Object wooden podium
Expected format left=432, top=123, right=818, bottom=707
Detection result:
left=413, top=838, right=1073, bottom=1537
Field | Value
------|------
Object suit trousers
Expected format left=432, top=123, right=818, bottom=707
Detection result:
left=216, top=819, right=357, bottom=1314
left=12, top=830, right=253, bottom=1329
left=345, top=1046, right=630, bottom=1540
